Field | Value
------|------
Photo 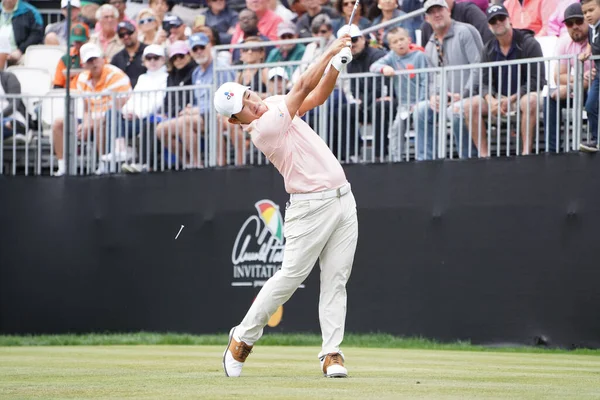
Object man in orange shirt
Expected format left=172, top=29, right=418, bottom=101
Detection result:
left=52, top=43, right=131, bottom=176
left=53, top=23, right=89, bottom=89
left=503, top=0, right=554, bottom=36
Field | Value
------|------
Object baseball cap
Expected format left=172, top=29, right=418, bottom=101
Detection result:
left=80, top=42, right=103, bottom=63
left=214, top=82, right=250, bottom=118
left=168, top=40, right=190, bottom=58
left=70, top=23, right=89, bottom=42
left=189, top=33, right=210, bottom=48
left=163, top=14, right=184, bottom=29
left=61, top=0, right=81, bottom=8
left=486, top=4, right=509, bottom=22
left=268, top=67, right=289, bottom=81
left=277, top=21, right=296, bottom=37
left=337, top=24, right=361, bottom=38
left=117, top=21, right=136, bottom=34
left=563, top=3, right=584, bottom=23
left=143, top=44, right=165, bottom=57
left=423, top=0, right=448, bottom=12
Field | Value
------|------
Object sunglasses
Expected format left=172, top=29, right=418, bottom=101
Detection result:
left=241, top=47, right=263, bottom=53
left=145, top=55, right=161, bottom=61
left=313, top=28, right=330, bottom=34
left=280, top=33, right=294, bottom=39
left=565, top=18, right=585, bottom=28
left=139, top=17, right=156, bottom=25
left=118, top=30, right=134, bottom=38
left=343, top=1, right=353, bottom=6
left=170, top=53, right=187, bottom=61
left=192, top=45, right=206, bottom=52
left=163, top=22, right=182, bottom=31
left=489, top=15, right=507, bottom=25
left=351, top=36, right=360, bottom=43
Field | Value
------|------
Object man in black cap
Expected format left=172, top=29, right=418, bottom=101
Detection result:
left=544, top=3, right=592, bottom=152
left=111, top=21, right=147, bottom=87
left=461, top=4, right=545, bottom=157
left=162, top=14, right=189, bottom=45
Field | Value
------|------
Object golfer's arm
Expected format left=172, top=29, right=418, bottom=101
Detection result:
left=285, top=46, right=336, bottom=118
left=297, top=65, right=340, bottom=116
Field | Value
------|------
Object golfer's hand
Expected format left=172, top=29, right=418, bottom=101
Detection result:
left=329, top=35, right=351, bottom=56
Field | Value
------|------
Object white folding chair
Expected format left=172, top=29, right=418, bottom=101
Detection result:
left=24, top=45, right=66, bottom=79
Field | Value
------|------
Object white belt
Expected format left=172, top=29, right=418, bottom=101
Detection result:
left=289, top=183, right=351, bottom=201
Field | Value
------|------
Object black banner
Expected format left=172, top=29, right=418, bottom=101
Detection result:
left=1, top=154, right=600, bottom=348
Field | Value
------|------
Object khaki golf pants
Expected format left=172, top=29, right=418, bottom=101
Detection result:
left=236, top=184, right=358, bottom=357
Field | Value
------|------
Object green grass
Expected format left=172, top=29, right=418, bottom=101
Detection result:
left=1, top=346, right=599, bottom=399
left=1, top=333, right=599, bottom=355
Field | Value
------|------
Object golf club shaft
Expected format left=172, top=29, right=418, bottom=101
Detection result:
left=341, top=0, right=360, bottom=64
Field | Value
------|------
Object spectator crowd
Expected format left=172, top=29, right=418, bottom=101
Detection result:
left=1, top=0, right=599, bottom=175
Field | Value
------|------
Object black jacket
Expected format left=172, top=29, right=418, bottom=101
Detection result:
left=420, top=2, right=494, bottom=47
left=480, top=29, right=545, bottom=98
left=0, top=71, right=27, bottom=118
left=7, top=1, right=44, bottom=53
left=347, top=45, right=387, bottom=102
left=163, top=60, right=198, bottom=118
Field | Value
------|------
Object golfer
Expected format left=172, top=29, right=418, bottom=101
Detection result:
left=215, top=30, right=359, bottom=378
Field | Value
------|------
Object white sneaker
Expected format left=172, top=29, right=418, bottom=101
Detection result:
left=53, top=166, right=65, bottom=177
left=100, top=148, right=133, bottom=163
left=320, top=352, right=348, bottom=378
left=94, top=161, right=109, bottom=175
left=223, top=327, right=253, bottom=377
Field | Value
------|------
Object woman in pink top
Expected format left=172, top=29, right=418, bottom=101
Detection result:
left=215, top=33, right=358, bottom=379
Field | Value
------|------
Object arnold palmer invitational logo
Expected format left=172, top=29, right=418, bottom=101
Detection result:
left=230, top=200, right=305, bottom=289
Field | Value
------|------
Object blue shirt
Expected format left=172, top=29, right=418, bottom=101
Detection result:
left=205, top=8, right=238, bottom=44
left=192, top=57, right=235, bottom=114
left=492, top=40, right=520, bottom=97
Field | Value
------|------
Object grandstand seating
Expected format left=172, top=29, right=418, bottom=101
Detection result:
left=24, top=45, right=65, bottom=80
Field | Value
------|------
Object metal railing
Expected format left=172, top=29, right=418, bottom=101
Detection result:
left=1, top=54, right=598, bottom=176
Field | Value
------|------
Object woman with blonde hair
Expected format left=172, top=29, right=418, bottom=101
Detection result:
left=137, top=8, right=160, bottom=45
left=236, top=36, right=267, bottom=95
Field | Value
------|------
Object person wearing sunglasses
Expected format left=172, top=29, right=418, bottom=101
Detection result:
left=103, top=45, right=169, bottom=173
left=460, top=4, right=544, bottom=158
left=264, top=21, right=306, bottom=81
left=331, top=0, right=369, bottom=34
left=545, top=3, right=592, bottom=153
left=137, top=8, right=160, bottom=46
left=155, top=41, right=200, bottom=168
left=111, top=21, right=147, bottom=87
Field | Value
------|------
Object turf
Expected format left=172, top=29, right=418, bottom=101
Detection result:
left=1, top=333, right=599, bottom=355
left=1, top=346, right=599, bottom=399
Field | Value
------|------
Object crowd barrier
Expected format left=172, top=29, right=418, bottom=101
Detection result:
left=2, top=52, right=598, bottom=175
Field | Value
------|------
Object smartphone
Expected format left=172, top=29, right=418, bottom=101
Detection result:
left=194, top=15, right=206, bottom=28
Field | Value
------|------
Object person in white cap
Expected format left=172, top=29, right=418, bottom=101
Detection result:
left=216, top=32, right=357, bottom=379
left=45, top=0, right=84, bottom=46
left=103, top=44, right=168, bottom=173
left=266, top=66, right=289, bottom=95
left=52, top=42, right=131, bottom=176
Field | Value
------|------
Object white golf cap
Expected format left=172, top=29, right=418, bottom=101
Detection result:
left=80, top=42, right=103, bottom=63
left=61, top=0, right=81, bottom=8
left=337, top=24, right=361, bottom=38
left=214, top=82, right=249, bottom=118
left=268, top=67, right=289, bottom=81
left=143, top=44, right=165, bottom=57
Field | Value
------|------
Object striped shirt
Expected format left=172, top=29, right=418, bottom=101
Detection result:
left=76, top=64, right=131, bottom=117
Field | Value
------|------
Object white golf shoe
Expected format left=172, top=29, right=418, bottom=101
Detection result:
left=320, top=352, right=348, bottom=378
left=223, top=327, right=253, bottom=377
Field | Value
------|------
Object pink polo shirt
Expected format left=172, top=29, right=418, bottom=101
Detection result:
left=245, top=96, right=347, bottom=194
left=556, top=34, right=591, bottom=73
